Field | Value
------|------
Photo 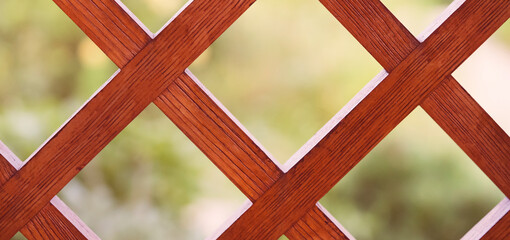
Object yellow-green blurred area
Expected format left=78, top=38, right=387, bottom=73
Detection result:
left=1, top=0, right=508, bottom=239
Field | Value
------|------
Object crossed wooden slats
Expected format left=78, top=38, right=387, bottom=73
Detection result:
left=52, top=0, right=353, bottom=238
left=320, top=2, right=510, bottom=238
left=216, top=0, right=510, bottom=239
left=155, top=72, right=354, bottom=239
left=0, top=141, right=98, bottom=239
left=321, top=0, right=510, bottom=196
left=0, top=0, right=508, bottom=239
left=0, top=0, right=354, bottom=238
left=0, top=0, right=345, bottom=238
left=0, top=0, right=261, bottom=237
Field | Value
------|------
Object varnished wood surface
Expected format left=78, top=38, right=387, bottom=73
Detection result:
left=323, top=0, right=510, bottom=236
left=0, top=0, right=259, bottom=237
left=322, top=0, right=510, bottom=235
left=217, top=0, right=510, bottom=238
left=0, top=1, right=148, bottom=238
left=423, top=79, right=510, bottom=195
left=0, top=141, right=98, bottom=240
left=54, top=0, right=352, bottom=238
left=321, top=0, right=510, bottom=197
left=155, top=72, right=353, bottom=239
left=22, top=198, right=99, bottom=240
left=0, top=0, right=351, bottom=239
left=0, top=0, right=507, bottom=238
left=52, top=0, right=152, bottom=67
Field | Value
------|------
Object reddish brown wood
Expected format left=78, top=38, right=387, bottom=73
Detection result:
left=0, top=0, right=259, bottom=237
left=0, top=141, right=98, bottom=240
left=217, top=0, right=510, bottom=238
left=22, top=199, right=99, bottom=240
left=155, top=71, right=353, bottom=239
left=462, top=198, right=510, bottom=239
left=50, top=0, right=352, bottom=238
left=51, top=0, right=152, bottom=67
left=0, top=0, right=507, bottom=238
left=321, top=1, right=510, bottom=237
left=156, top=75, right=281, bottom=197
left=320, top=0, right=510, bottom=197
left=422, top=79, right=510, bottom=195
left=319, top=0, right=510, bottom=237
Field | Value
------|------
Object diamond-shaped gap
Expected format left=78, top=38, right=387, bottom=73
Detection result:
left=320, top=108, right=504, bottom=240
left=452, top=20, right=510, bottom=134
left=11, top=232, right=26, bottom=240
left=58, top=104, right=246, bottom=239
left=188, top=0, right=381, bottom=163
left=381, top=0, right=451, bottom=38
left=120, top=0, right=189, bottom=33
left=0, top=0, right=117, bottom=161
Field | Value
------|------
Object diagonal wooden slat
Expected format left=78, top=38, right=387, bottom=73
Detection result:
left=159, top=75, right=280, bottom=200
left=52, top=0, right=152, bottom=66
left=154, top=71, right=353, bottom=239
left=48, top=0, right=353, bottom=238
left=423, top=78, right=510, bottom=192
left=0, top=0, right=351, bottom=238
left=422, top=78, right=510, bottom=191
left=0, top=0, right=260, bottom=238
left=0, top=1, right=149, bottom=238
left=320, top=0, right=510, bottom=197
left=320, top=0, right=510, bottom=237
left=217, top=0, right=510, bottom=238
left=0, top=0, right=506, bottom=238
left=22, top=198, right=98, bottom=240
left=0, top=141, right=98, bottom=240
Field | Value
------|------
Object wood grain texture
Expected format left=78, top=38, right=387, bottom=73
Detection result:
left=52, top=0, right=152, bottom=67
left=0, top=0, right=259, bottom=238
left=0, top=141, right=98, bottom=240
left=422, top=79, right=510, bottom=196
left=0, top=0, right=506, bottom=238
left=320, top=0, right=510, bottom=197
left=50, top=0, right=352, bottom=238
left=218, top=0, right=510, bottom=238
left=322, top=0, right=510, bottom=238
left=0, top=1, right=146, bottom=238
left=156, top=73, right=282, bottom=198
left=0, top=1, right=147, bottom=238
left=462, top=198, right=510, bottom=240
left=1, top=0, right=351, bottom=238
left=155, top=71, right=353, bottom=239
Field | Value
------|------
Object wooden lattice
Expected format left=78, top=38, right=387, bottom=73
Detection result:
left=0, top=0, right=509, bottom=239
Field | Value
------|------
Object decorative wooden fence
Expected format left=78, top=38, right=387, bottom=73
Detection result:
left=0, top=0, right=508, bottom=239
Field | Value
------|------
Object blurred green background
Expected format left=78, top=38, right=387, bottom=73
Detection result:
left=1, top=0, right=508, bottom=239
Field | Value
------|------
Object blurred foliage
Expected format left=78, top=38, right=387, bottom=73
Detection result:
left=1, top=0, right=508, bottom=239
